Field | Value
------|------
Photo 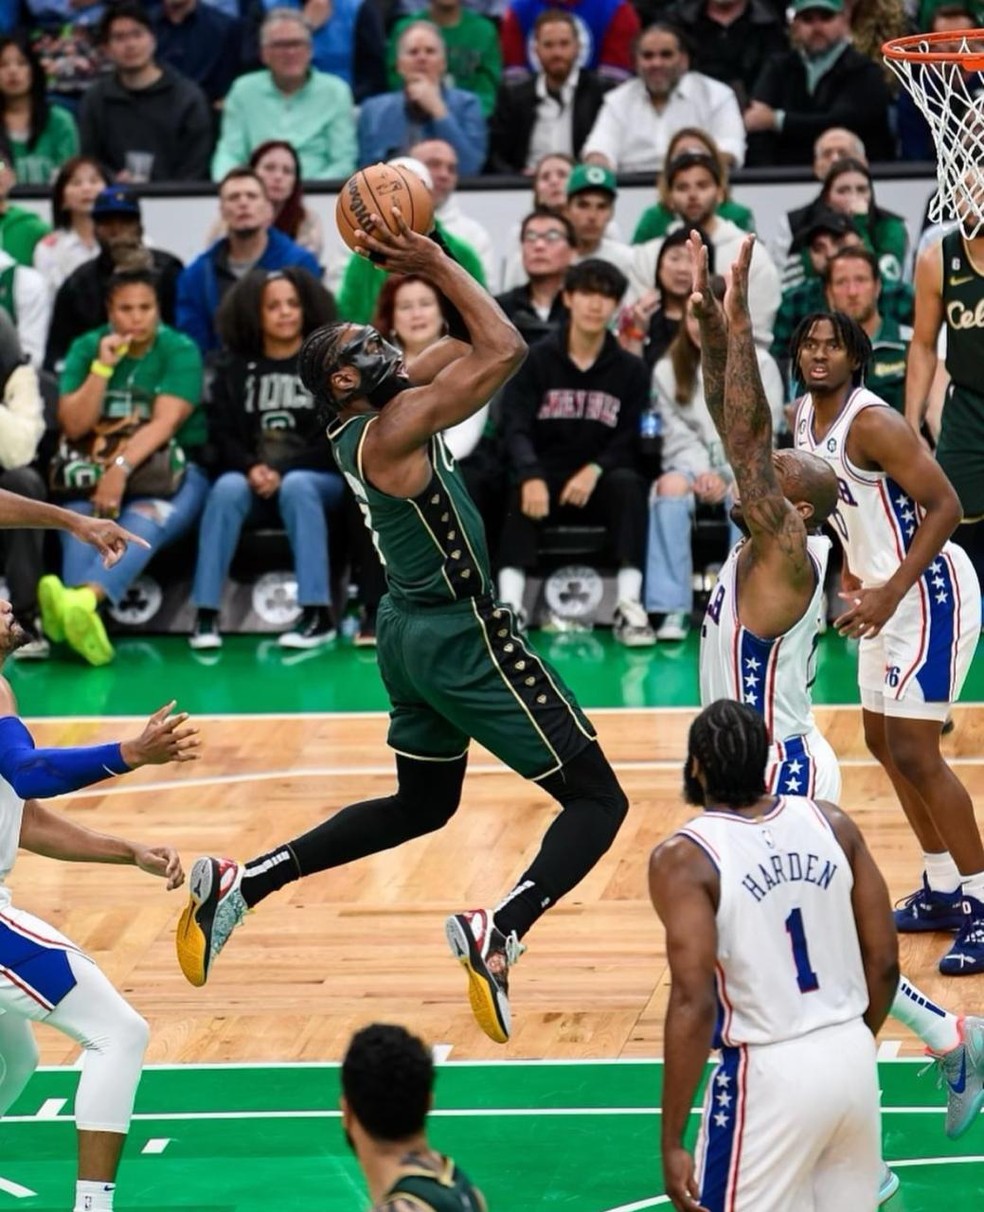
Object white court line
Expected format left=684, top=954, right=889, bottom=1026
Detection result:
left=49, top=753, right=981, bottom=801
left=34, top=1098, right=66, bottom=1118
left=0, top=1177, right=35, bottom=1198
left=4, top=1104, right=946, bottom=1124
left=599, top=1199, right=671, bottom=1212
left=141, top=1138, right=172, bottom=1155
left=30, top=701, right=970, bottom=726
left=878, top=1040, right=903, bottom=1059
left=891, top=1155, right=984, bottom=1167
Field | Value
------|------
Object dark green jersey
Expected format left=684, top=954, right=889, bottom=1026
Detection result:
left=379, top=1155, right=486, bottom=1212
left=941, top=229, right=984, bottom=394
left=329, top=412, right=493, bottom=609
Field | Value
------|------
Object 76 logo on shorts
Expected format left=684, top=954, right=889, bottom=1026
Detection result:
left=885, top=665, right=901, bottom=688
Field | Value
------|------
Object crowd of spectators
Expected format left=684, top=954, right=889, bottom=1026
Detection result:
left=0, top=0, right=972, bottom=663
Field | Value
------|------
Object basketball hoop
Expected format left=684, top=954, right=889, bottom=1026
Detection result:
left=884, top=30, right=984, bottom=236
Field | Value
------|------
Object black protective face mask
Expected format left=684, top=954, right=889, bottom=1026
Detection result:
left=336, top=327, right=407, bottom=410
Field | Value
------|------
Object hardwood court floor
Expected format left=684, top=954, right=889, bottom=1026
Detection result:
left=14, top=706, right=984, bottom=1065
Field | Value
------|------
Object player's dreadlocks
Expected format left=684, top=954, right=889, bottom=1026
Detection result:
left=686, top=700, right=768, bottom=809
left=789, top=310, right=872, bottom=390
left=341, top=1024, right=434, bottom=1141
left=299, top=321, right=352, bottom=422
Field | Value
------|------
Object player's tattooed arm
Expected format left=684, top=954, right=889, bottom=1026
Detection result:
left=686, top=232, right=727, bottom=439
left=722, top=236, right=809, bottom=580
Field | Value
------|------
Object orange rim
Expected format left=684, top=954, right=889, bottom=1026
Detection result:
left=883, top=29, right=984, bottom=72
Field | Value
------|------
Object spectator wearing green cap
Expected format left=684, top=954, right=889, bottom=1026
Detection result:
left=744, top=0, right=895, bottom=166
left=563, top=163, right=638, bottom=296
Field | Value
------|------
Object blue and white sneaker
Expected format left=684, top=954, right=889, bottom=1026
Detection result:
left=878, top=1161, right=900, bottom=1204
left=927, top=1015, right=984, bottom=1138
left=894, top=875, right=964, bottom=932
left=939, top=896, right=984, bottom=975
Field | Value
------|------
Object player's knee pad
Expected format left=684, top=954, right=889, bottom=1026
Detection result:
left=393, top=752, right=467, bottom=835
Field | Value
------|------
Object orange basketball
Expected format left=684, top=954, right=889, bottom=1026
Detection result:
left=336, top=163, right=434, bottom=252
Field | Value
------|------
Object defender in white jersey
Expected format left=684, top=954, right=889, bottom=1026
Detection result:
left=651, top=701, right=898, bottom=1212
left=791, top=310, right=984, bottom=977
left=686, top=232, right=843, bottom=802
left=0, top=602, right=197, bottom=1212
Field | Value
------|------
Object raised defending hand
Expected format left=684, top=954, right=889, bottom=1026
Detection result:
left=723, top=234, right=755, bottom=329
left=133, top=844, right=184, bottom=890
left=71, top=515, right=150, bottom=568
left=687, top=231, right=725, bottom=336
left=353, top=209, right=442, bottom=274
left=121, top=701, right=201, bottom=768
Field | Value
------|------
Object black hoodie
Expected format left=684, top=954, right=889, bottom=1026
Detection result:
left=206, top=351, right=335, bottom=475
left=78, top=66, right=213, bottom=182
left=501, top=329, right=648, bottom=483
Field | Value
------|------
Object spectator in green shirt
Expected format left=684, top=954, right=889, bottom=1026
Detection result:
left=815, top=156, right=909, bottom=284
left=0, top=35, right=79, bottom=186
left=0, top=157, right=49, bottom=267
left=39, top=266, right=210, bottom=666
left=631, top=126, right=755, bottom=245
left=387, top=0, right=502, bottom=117
left=823, top=245, right=910, bottom=413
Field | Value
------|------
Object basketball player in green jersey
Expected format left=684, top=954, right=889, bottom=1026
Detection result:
left=342, top=1024, right=487, bottom=1212
left=906, top=180, right=984, bottom=589
left=175, top=212, right=630, bottom=1044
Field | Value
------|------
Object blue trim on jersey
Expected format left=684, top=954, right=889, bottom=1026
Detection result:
left=700, top=1045, right=743, bottom=1212
left=917, top=557, right=957, bottom=702
left=0, top=919, right=76, bottom=1008
left=738, top=630, right=775, bottom=717
left=770, top=735, right=815, bottom=797
left=884, top=477, right=918, bottom=554
left=0, top=716, right=129, bottom=799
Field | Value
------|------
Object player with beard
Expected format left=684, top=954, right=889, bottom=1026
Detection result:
left=792, top=300, right=984, bottom=977
left=341, top=1023, right=486, bottom=1212
left=650, top=699, right=897, bottom=1212
left=692, top=232, right=984, bottom=1188
left=0, top=598, right=196, bottom=1212
left=176, top=212, right=631, bottom=1045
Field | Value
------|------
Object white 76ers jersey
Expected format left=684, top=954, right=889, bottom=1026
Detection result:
left=794, top=387, right=955, bottom=586
left=678, top=797, right=868, bottom=1046
left=700, top=534, right=829, bottom=743
left=0, top=772, right=24, bottom=909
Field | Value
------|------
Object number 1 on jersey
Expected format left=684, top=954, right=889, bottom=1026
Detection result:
left=785, top=907, right=820, bottom=993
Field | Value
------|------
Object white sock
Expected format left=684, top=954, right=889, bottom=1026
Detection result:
left=923, top=850, right=961, bottom=893
left=961, top=870, right=984, bottom=904
left=890, top=976, right=962, bottom=1053
left=75, top=1180, right=115, bottom=1211
left=617, top=567, right=643, bottom=604
left=498, top=567, right=526, bottom=615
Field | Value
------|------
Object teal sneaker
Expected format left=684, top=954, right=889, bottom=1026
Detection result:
left=929, top=1015, right=984, bottom=1139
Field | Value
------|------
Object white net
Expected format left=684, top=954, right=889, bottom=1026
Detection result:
left=885, top=34, right=984, bottom=236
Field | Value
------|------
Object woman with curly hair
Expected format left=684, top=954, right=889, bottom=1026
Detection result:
left=189, top=267, right=343, bottom=651
left=0, top=33, right=78, bottom=185
left=632, top=127, right=755, bottom=245
left=849, top=0, right=911, bottom=90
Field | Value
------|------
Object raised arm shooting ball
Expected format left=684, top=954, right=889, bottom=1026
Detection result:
left=336, top=163, right=434, bottom=253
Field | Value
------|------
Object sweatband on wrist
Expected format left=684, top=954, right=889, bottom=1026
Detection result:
left=0, top=716, right=129, bottom=798
left=89, top=360, right=114, bottom=379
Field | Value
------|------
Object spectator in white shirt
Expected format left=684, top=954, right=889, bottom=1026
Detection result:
left=32, top=155, right=106, bottom=300
left=632, top=152, right=779, bottom=344
left=581, top=22, right=746, bottom=173
left=408, top=138, right=497, bottom=289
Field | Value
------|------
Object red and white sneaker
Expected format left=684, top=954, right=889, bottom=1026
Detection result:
left=175, top=857, right=247, bottom=987
left=445, top=909, right=525, bottom=1044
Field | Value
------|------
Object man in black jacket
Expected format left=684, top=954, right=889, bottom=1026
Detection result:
left=79, top=1, right=214, bottom=182
left=44, top=188, right=184, bottom=374
left=497, top=258, right=654, bottom=645
left=665, top=0, right=788, bottom=107
left=488, top=10, right=613, bottom=174
left=744, top=0, right=894, bottom=166
left=496, top=209, right=575, bottom=345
